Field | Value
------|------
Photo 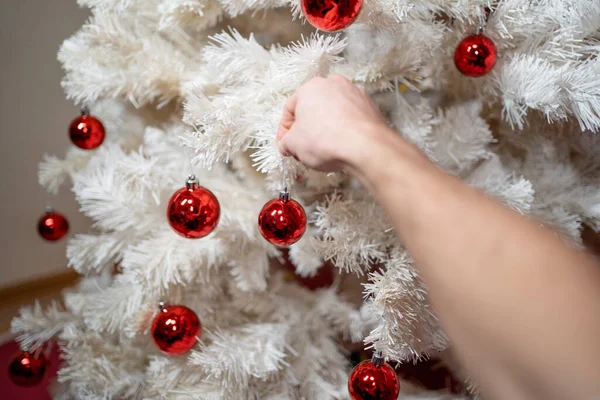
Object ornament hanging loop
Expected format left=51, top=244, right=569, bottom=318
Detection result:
left=477, top=25, right=485, bottom=35
left=80, top=105, right=90, bottom=116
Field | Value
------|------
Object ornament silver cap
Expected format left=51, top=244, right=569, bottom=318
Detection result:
left=279, top=187, right=290, bottom=202
left=371, top=350, right=384, bottom=366
left=186, top=175, right=199, bottom=190
left=80, top=105, right=90, bottom=116
left=158, top=301, right=168, bottom=311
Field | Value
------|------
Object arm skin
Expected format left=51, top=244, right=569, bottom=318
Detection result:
left=277, top=75, right=600, bottom=400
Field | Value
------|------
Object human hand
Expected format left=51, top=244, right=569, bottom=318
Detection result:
left=276, top=75, right=390, bottom=172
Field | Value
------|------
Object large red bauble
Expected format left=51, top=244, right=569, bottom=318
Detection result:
left=167, top=180, right=220, bottom=239
left=301, top=0, right=363, bottom=32
left=454, top=34, right=497, bottom=77
left=8, top=351, right=47, bottom=387
left=258, top=198, right=307, bottom=246
left=37, top=211, right=69, bottom=241
left=69, top=114, right=106, bottom=150
left=151, top=304, right=201, bottom=355
left=348, top=359, right=400, bottom=400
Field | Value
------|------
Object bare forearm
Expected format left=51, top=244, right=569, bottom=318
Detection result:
left=276, top=76, right=600, bottom=398
left=348, top=127, right=600, bottom=399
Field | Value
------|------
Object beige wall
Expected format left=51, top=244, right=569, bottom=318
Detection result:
left=0, top=2, right=90, bottom=288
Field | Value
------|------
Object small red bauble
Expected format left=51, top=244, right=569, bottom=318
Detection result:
left=258, top=191, right=307, bottom=247
left=301, top=0, right=363, bottom=32
left=69, top=108, right=105, bottom=150
left=281, top=251, right=335, bottom=290
left=8, top=351, right=47, bottom=387
left=454, top=34, right=497, bottom=77
left=151, top=303, right=201, bottom=355
left=295, top=263, right=335, bottom=290
left=348, top=358, right=400, bottom=400
left=167, top=176, right=220, bottom=239
left=397, top=357, right=464, bottom=394
left=37, top=209, right=69, bottom=241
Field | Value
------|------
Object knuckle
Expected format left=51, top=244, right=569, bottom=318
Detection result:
left=309, top=77, right=326, bottom=86
left=300, top=77, right=324, bottom=93
left=330, top=74, right=351, bottom=85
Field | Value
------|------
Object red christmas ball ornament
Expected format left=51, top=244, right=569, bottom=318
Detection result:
left=295, top=262, right=335, bottom=290
left=301, top=0, right=363, bottom=32
left=454, top=34, right=497, bottom=77
left=281, top=250, right=335, bottom=290
left=69, top=107, right=106, bottom=150
left=37, top=208, right=69, bottom=241
left=348, top=356, right=400, bottom=400
left=8, top=351, right=47, bottom=387
left=151, top=302, right=201, bottom=355
left=397, top=357, right=465, bottom=394
left=258, top=190, right=307, bottom=247
left=167, top=175, right=220, bottom=239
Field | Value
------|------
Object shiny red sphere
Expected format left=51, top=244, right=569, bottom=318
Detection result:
left=69, top=114, right=106, bottom=150
left=281, top=251, right=335, bottom=290
left=151, top=305, right=201, bottom=355
left=8, top=351, right=47, bottom=387
left=301, top=0, right=363, bottom=32
left=454, top=34, right=497, bottom=77
left=258, top=198, right=307, bottom=246
left=298, top=262, right=335, bottom=290
left=37, top=211, right=69, bottom=241
left=348, top=359, right=400, bottom=400
left=167, top=186, right=220, bottom=239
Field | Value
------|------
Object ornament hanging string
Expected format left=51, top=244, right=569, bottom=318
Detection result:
left=184, top=146, right=196, bottom=178
left=281, top=159, right=289, bottom=199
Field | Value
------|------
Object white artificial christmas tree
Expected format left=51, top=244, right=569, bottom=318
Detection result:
left=12, top=0, right=600, bottom=398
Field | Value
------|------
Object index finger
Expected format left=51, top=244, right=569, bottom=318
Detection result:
left=277, top=92, right=299, bottom=141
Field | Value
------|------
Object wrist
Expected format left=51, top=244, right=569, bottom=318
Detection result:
left=342, top=123, right=425, bottom=186
left=342, top=123, right=443, bottom=243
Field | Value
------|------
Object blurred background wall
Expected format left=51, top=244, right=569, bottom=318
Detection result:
left=0, top=1, right=90, bottom=288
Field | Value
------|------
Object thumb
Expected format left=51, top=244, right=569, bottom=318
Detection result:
left=276, top=123, right=288, bottom=142
left=277, top=132, right=291, bottom=157
left=277, top=126, right=300, bottom=158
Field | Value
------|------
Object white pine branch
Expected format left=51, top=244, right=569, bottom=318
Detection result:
left=190, top=324, right=290, bottom=389
left=312, top=192, right=392, bottom=274
left=364, top=249, right=449, bottom=361
left=314, top=290, right=365, bottom=342
left=67, top=232, right=130, bottom=275
left=11, top=301, right=77, bottom=352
